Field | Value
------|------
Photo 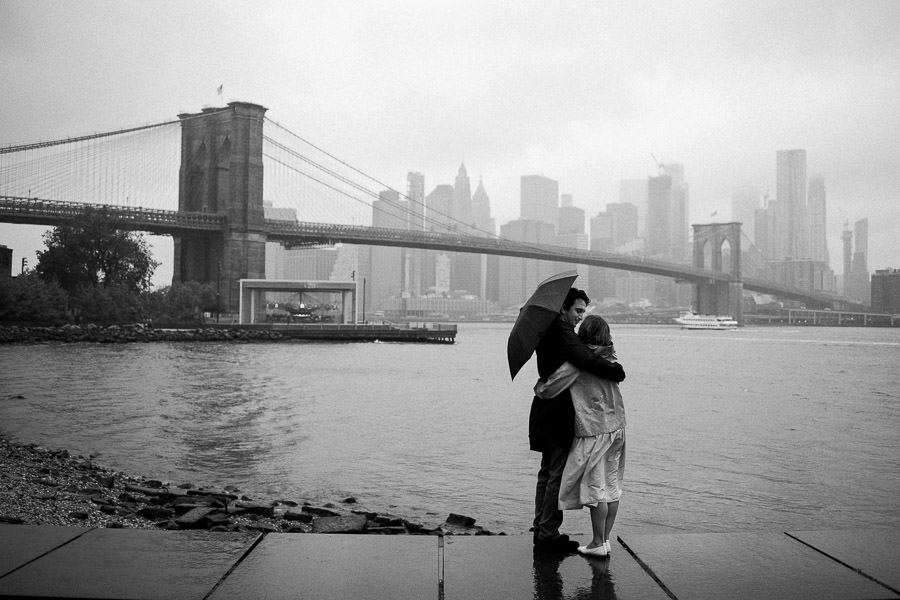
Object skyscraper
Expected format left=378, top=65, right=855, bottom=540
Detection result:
left=471, top=177, right=495, bottom=236
left=406, top=172, right=426, bottom=297
left=556, top=194, right=589, bottom=293
left=498, top=219, right=557, bottom=307
left=848, top=218, right=870, bottom=304
left=871, top=269, right=900, bottom=314
left=619, top=179, right=648, bottom=238
left=452, top=164, right=481, bottom=296
left=775, top=149, right=808, bottom=260
left=367, top=189, right=405, bottom=312
left=807, top=176, right=828, bottom=264
left=453, top=163, right=473, bottom=231
left=424, top=184, right=454, bottom=294
left=520, top=175, right=559, bottom=227
left=557, top=194, right=585, bottom=235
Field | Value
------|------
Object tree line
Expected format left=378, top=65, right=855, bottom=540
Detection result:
left=0, top=209, right=217, bottom=325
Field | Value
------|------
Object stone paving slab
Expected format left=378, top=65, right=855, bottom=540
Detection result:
left=0, top=528, right=259, bottom=600
left=787, top=529, right=900, bottom=595
left=618, top=532, right=900, bottom=600
left=0, top=525, right=90, bottom=578
left=441, top=535, right=670, bottom=600
left=207, top=533, right=435, bottom=600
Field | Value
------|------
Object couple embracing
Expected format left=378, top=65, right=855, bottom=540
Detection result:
left=529, top=288, right=627, bottom=557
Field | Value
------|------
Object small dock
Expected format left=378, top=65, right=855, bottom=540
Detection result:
left=1, top=526, right=898, bottom=599
left=215, top=322, right=458, bottom=343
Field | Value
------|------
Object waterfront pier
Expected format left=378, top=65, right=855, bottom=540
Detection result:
left=1, top=525, right=898, bottom=599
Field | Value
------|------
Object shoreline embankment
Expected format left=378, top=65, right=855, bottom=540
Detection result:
left=0, top=434, right=498, bottom=536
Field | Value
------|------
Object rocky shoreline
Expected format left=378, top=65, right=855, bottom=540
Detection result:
left=0, top=435, right=500, bottom=536
left=0, top=324, right=287, bottom=344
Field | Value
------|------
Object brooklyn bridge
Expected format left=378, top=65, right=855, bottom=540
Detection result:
left=0, top=101, right=848, bottom=320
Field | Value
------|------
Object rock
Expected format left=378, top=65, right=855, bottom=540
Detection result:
left=143, top=480, right=164, bottom=488
left=366, top=526, right=408, bottom=535
left=342, top=497, right=358, bottom=504
left=0, top=516, right=24, bottom=524
left=137, top=506, right=174, bottom=521
left=246, top=522, right=279, bottom=533
left=232, top=501, right=274, bottom=517
left=312, top=514, right=369, bottom=534
left=68, top=511, right=89, bottom=520
left=445, top=513, right=476, bottom=527
left=175, top=507, right=215, bottom=529
left=302, top=505, right=341, bottom=517
left=283, top=510, right=313, bottom=523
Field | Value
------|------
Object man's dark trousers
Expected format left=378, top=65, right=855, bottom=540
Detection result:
left=533, top=441, right=569, bottom=541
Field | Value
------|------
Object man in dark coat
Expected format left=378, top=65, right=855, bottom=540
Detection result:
left=530, top=288, right=626, bottom=552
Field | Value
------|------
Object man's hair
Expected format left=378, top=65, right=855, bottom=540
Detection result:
left=562, top=288, right=590, bottom=310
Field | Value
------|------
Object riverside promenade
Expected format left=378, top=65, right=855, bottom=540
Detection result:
left=1, top=526, right=898, bottom=599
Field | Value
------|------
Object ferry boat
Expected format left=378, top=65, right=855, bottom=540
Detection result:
left=674, top=311, right=738, bottom=330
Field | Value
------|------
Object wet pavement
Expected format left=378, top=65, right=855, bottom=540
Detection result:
left=1, top=525, right=898, bottom=599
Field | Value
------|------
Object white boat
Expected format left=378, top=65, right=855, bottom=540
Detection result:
left=674, top=312, right=738, bottom=330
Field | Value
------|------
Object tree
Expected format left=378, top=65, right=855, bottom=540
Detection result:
left=35, top=208, right=159, bottom=294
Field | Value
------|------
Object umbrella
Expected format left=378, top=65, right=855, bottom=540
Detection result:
left=507, top=270, right=579, bottom=380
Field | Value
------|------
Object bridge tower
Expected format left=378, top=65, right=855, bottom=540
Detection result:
left=172, top=102, right=268, bottom=313
left=692, top=222, right=743, bottom=323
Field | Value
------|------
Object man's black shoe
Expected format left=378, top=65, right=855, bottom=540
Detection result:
left=534, top=536, right=579, bottom=553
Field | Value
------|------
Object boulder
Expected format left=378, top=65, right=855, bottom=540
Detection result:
left=445, top=513, right=476, bottom=527
left=312, top=514, right=368, bottom=534
left=175, top=507, right=215, bottom=529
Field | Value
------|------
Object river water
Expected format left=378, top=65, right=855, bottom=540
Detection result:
left=1, top=323, right=898, bottom=536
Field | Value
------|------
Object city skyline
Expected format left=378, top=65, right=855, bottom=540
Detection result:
left=1, top=0, right=898, bottom=282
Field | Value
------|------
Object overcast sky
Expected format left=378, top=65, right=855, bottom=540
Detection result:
left=2, top=0, right=898, bottom=284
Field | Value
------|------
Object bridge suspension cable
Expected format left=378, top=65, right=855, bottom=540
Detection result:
left=262, top=116, right=593, bottom=262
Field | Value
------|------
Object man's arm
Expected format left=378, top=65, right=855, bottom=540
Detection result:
left=557, top=328, right=626, bottom=382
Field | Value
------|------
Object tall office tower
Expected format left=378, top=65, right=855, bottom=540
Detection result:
left=589, top=211, right=616, bottom=301
left=646, top=164, right=689, bottom=262
left=367, top=190, right=405, bottom=313
left=848, top=218, right=870, bottom=304
left=471, top=177, right=495, bottom=235
left=558, top=194, right=585, bottom=234
left=452, top=163, right=481, bottom=296
left=407, top=172, right=426, bottom=230
left=606, top=202, right=639, bottom=248
left=520, top=175, right=559, bottom=228
left=424, top=184, right=455, bottom=294
left=404, top=172, right=426, bottom=298
left=620, top=179, right=649, bottom=240
left=775, top=149, right=808, bottom=259
left=871, top=268, right=900, bottom=314
left=498, top=219, right=557, bottom=307
left=807, top=176, right=828, bottom=264
left=556, top=194, right=589, bottom=292
left=453, top=163, right=473, bottom=230
left=470, top=177, right=496, bottom=299
left=732, top=185, right=761, bottom=243
left=841, top=224, right=853, bottom=296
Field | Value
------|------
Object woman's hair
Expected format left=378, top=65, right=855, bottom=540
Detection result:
left=578, top=315, right=612, bottom=346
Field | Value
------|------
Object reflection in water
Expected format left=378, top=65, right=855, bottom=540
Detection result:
left=532, top=550, right=617, bottom=600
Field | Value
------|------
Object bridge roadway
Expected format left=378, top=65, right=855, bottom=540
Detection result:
left=0, top=195, right=842, bottom=307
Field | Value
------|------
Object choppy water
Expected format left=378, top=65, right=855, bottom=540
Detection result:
left=1, top=323, right=899, bottom=536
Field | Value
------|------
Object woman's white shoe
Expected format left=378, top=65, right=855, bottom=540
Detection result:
left=577, top=544, right=609, bottom=557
